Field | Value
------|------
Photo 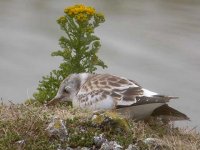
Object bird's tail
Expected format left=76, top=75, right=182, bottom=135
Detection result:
left=153, top=95, right=179, bottom=101
left=151, top=104, right=190, bottom=121
left=131, top=95, right=179, bottom=106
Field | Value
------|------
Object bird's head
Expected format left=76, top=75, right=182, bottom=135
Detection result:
left=47, top=73, right=81, bottom=106
left=47, top=73, right=91, bottom=106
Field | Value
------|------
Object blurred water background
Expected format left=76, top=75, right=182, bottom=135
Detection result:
left=0, top=0, right=200, bottom=130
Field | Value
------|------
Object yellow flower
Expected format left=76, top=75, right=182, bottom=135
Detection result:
left=96, top=13, right=104, bottom=17
left=64, top=4, right=96, bottom=18
left=63, top=4, right=104, bottom=24
left=75, top=13, right=88, bottom=22
left=86, top=7, right=95, bottom=15
left=57, top=16, right=67, bottom=24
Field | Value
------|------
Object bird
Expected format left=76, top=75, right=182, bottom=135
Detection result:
left=47, top=73, right=189, bottom=121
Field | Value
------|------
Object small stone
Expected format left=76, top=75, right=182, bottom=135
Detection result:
left=100, top=141, right=122, bottom=150
left=125, top=144, right=138, bottom=150
left=144, top=138, right=164, bottom=146
left=46, top=116, right=68, bottom=141
left=65, top=147, right=74, bottom=150
left=16, top=140, right=25, bottom=144
left=93, top=133, right=107, bottom=147
left=15, top=139, right=26, bottom=149
left=144, top=137, right=169, bottom=149
left=80, top=147, right=90, bottom=150
left=92, top=114, right=98, bottom=120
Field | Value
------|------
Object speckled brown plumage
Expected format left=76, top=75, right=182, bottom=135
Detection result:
left=48, top=73, right=189, bottom=121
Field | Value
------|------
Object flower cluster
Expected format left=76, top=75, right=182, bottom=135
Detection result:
left=64, top=4, right=96, bottom=22
left=34, top=4, right=106, bottom=103
left=57, top=16, right=67, bottom=25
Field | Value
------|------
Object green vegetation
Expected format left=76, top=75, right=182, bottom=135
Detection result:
left=0, top=103, right=199, bottom=150
left=14, top=4, right=200, bottom=150
left=33, top=4, right=107, bottom=103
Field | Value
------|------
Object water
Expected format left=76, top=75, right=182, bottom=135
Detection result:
left=0, top=0, right=200, bottom=130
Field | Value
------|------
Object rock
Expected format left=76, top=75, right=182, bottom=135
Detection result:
left=65, top=147, right=74, bottom=150
left=46, top=116, right=68, bottom=141
left=15, top=140, right=25, bottom=149
left=144, top=138, right=164, bottom=146
left=125, top=144, right=139, bottom=150
left=91, top=111, right=130, bottom=133
left=93, top=133, right=107, bottom=147
left=15, top=139, right=25, bottom=144
left=100, top=141, right=122, bottom=150
left=80, top=147, right=90, bottom=150
left=144, top=138, right=169, bottom=149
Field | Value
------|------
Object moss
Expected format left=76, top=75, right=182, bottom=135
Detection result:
left=68, top=130, right=96, bottom=147
left=66, top=117, right=100, bottom=147
left=63, top=111, right=134, bottom=148
left=0, top=103, right=200, bottom=150
left=92, top=111, right=130, bottom=132
left=90, top=111, right=133, bottom=148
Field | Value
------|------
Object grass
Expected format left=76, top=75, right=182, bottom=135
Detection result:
left=0, top=102, right=199, bottom=150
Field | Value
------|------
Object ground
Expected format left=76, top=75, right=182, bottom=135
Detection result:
left=0, top=102, right=199, bottom=150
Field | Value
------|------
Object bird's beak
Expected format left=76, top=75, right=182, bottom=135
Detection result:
left=46, top=97, right=61, bottom=106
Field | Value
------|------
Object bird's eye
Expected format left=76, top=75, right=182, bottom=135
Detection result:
left=65, top=90, right=70, bottom=94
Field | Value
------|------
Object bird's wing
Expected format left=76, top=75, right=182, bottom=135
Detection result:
left=78, top=74, right=174, bottom=108
left=78, top=74, right=141, bottom=94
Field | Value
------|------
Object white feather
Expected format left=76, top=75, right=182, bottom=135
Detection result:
left=117, top=99, right=136, bottom=106
left=73, top=94, right=115, bottom=110
left=117, top=103, right=163, bottom=120
left=79, top=73, right=90, bottom=86
left=142, top=88, right=157, bottom=97
left=93, top=96, right=115, bottom=110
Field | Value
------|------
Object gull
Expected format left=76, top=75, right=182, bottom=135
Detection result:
left=47, top=73, right=189, bottom=121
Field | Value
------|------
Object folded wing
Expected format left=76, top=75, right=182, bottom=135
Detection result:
left=78, top=74, right=171, bottom=107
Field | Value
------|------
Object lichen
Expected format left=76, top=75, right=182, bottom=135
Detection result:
left=0, top=103, right=199, bottom=149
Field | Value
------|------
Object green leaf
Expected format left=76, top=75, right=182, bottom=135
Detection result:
left=34, top=5, right=107, bottom=103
